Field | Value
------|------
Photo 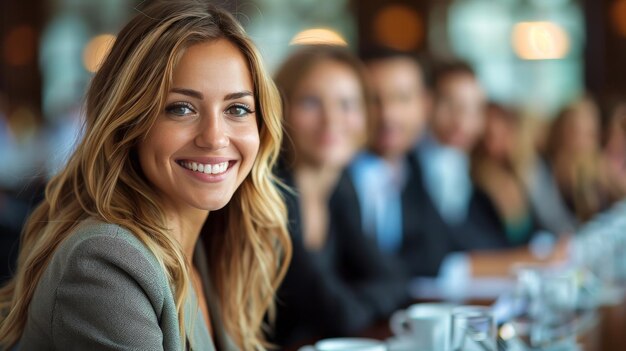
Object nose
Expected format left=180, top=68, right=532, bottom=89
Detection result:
left=321, top=103, right=340, bottom=130
left=378, top=102, right=396, bottom=127
left=195, top=113, right=229, bottom=150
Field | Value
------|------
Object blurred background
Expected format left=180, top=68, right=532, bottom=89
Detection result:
left=0, top=0, right=623, bottom=284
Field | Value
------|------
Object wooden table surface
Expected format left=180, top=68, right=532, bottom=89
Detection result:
left=284, top=295, right=626, bottom=351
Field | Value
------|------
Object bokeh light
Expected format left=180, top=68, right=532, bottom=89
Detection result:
left=611, top=0, right=626, bottom=37
left=512, top=21, right=570, bottom=60
left=82, top=34, right=115, bottom=73
left=289, top=28, right=348, bottom=46
left=3, top=25, right=37, bottom=67
left=373, top=4, right=423, bottom=51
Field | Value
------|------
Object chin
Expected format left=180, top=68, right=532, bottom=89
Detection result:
left=319, top=154, right=350, bottom=169
left=192, top=196, right=234, bottom=211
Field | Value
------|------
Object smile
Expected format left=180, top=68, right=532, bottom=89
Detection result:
left=177, top=160, right=230, bottom=175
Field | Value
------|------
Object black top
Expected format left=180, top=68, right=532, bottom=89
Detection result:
left=397, top=152, right=512, bottom=277
left=271, top=168, right=410, bottom=347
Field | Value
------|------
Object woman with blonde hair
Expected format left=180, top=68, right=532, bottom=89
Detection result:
left=471, top=102, right=538, bottom=245
left=546, top=95, right=614, bottom=222
left=0, top=0, right=290, bottom=350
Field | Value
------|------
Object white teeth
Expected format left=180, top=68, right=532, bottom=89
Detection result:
left=181, top=161, right=229, bottom=175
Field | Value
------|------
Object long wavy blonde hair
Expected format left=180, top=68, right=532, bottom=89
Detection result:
left=0, top=1, right=291, bottom=349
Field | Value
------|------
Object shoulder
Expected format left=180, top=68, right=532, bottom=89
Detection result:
left=22, top=218, right=176, bottom=349
left=49, top=218, right=169, bottom=301
left=61, top=217, right=151, bottom=254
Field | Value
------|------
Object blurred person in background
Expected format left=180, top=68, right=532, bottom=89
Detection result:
left=271, top=45, right=409, bottom=347
left=425, top=64, right=568, bottom=278
left=417, top=62, right=499, bottom=239
left=350, top=48, right=439, bottom=275
left=521, top=114, right=579, bottom=237
left=0, top=2, right=292, bottom=350
left=471, top=103, right=539, bottom=246
left=546, top=95, right=617, bottom=223
left=354, top=55, right=565, bottom=282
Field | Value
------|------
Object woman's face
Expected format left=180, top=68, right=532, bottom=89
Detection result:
left=138, top=39, right=259, bottom=214
left=286, top=59, right=366, bottom=168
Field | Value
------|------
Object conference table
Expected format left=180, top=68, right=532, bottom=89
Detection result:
left=285, top=277, right=626, bottom=351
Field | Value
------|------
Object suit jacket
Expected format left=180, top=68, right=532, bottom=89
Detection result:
left=17, top=218, right=238, bottom=351
left=399, top=152, right=508, bottom=277
left=271, top=169, right=409, bottom=346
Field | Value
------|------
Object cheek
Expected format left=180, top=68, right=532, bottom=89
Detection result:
left=463, top=113, right=483, bottom=135
left=346, top=111, right=366, bottom=135
left=239, top=127, right=260, bottom=167
left=138, top=129, right=171, bottom=173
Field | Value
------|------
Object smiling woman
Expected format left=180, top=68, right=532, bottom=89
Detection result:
left=0, top=1, right=290, bottom=351
left=139, top=40, right=261, bottom=218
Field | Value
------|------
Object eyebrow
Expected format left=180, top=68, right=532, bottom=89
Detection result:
left=171, top=88, right=203, bottom=99
left=224, top=91, right=253, bottom=101
left=170, top=88, right=253, bottom=101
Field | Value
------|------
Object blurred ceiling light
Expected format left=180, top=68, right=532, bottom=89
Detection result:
left=374, top=4, right=423, bottom=51
left=83, top=34, right=115, bottom=73
left=611, top=0, right=626, bottom=37
left=3, top=25, right=37, bottom=66
left=289, top=28, right=347, bottom=46
left=512, top=22, right=569, bottom=60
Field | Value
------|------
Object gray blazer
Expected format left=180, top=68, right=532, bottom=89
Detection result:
left=18, top=218, right=239, bottom=351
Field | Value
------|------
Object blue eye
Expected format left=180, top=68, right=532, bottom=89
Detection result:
left=165, top=102, right=195, bottom=117
left=226, top=104, right=254, bottom=117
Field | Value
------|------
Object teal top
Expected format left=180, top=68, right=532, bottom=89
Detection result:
left=504, top=211, right=534, bottom=245
left=17, top=218, right=239, bottom=351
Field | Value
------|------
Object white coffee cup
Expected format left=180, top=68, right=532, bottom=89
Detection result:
left=298, top=337, right=387, bottom=351
left=389, top=303, right=456, bottom=351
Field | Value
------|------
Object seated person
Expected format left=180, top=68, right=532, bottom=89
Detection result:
left=270, top=45, right=409, bottom=347
left=471, top=102, right=540, bottom=246
left=546, top=96, right=617, bottom=222
left=352, top=51, right=565, bottom=280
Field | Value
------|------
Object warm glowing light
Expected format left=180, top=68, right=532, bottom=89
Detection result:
left=512, top=22, right=569, bottom=60
left=374, top=5, right=423, bottom=51
left=611, top=0, right=626, bottom=37
left=83, top=34, right=116, bottom=73
left=3, top=25, right=36, bottom=66
left=289, top=28, right=347, bottom=46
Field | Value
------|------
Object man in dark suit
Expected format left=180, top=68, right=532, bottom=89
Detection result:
left=350, top=49, right=510, bottom=280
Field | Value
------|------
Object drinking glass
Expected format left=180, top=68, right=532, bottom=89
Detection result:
left=449, top=306, right=496, bottom=351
